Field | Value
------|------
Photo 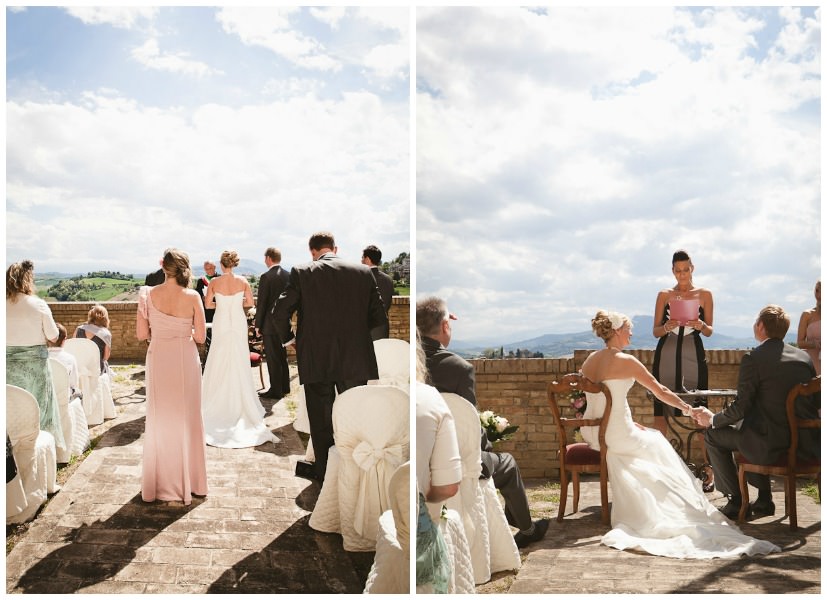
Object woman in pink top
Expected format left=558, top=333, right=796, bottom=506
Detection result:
left=797, top=279, right=820, bottom=375
left=137, top=248, right=208, bottom=504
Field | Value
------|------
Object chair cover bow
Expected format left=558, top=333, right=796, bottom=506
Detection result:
left=345, top=441, right=406, bottom=539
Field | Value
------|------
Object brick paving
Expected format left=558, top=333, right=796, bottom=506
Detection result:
left=505, top=476, right=821, bottom=594
left=6, top=362, right=374, bottom=594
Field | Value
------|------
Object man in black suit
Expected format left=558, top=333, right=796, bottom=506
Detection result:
left=361, top=245, right=395, bottom=340
left=195, top=260, right=219, bottom=355
left=416, top=295, right=549, bottom=548
left=255, top=247, right=291, bottom=400
left=696, top=304, right=818, bottom=519
left=273, top=232, right=387, bottom=482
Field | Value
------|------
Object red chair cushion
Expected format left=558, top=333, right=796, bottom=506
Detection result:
left=250, top=352, right=261, bottom=365
left=565, top=442, right=600, bottom=465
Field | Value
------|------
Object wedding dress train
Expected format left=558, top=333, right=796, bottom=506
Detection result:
left=202, top=292, right=278, bottom=448
left=581, top=378, right=779, bottom=558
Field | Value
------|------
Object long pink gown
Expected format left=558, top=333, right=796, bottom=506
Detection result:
left=137, top=288, right=208, bottom=504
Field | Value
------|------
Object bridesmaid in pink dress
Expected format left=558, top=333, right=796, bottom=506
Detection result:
left=136, top=248, right=208, bottom=504
left=796, top=279, right=821, bottom=375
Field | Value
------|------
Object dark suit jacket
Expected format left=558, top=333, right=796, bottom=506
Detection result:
left=195, top=274, right=217, bottom=322
left=255, top=264, right=290, bottom=337
left=713, top=338, right=818, bottom=464
left=272, top=253, right=386, bottom=384
left=369, top=266, right=394, bottom=340
left=421, top=336, right=477, bottom=405
left=144, top=268, right=164, bottom=286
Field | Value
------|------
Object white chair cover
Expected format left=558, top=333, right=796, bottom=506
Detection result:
left=50, top=357, right=91, bottom=461
left=63, top=337, right=115, bottom=425
left=370, top=338, right=410, bottom=389
left=364, top=461, right=410, bottom=594
left=293, top=384, right=315, bottom=462
left=309, top=385, right=409, bottom=551
left=414, top=501, right=476, bottom=595
left=6, top=385, right=58, bottom=524
left=49, top=358, right=73, bottom=463
left=435, top=393, right=520, bottom=584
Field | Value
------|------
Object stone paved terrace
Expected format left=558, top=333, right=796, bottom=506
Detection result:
left=495, top=476, right=821, bottom=594
left=6, top=360, right=821, bottom=594
left=6, top=361, right=374, bottom=594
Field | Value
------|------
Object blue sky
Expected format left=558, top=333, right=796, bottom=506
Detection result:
left=6, top=6, right=410, bottom=274
left=417, top=6, right=821, bottom=341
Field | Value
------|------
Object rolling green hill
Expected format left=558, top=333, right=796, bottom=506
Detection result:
left=37, top=274, right=143, bottom=302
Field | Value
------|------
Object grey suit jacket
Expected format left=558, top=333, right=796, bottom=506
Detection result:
left=713, top=338, right=818, bottom=464
left=272, top=253, right=386, bottom=384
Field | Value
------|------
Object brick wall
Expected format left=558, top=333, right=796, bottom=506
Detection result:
left=48, top=296, right=411, bottom=361
left=470, top=348, right=748, bottom=479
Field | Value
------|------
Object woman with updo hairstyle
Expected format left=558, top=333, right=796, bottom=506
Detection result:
left=137, top=247, right=208, bottom=504
left=651, top=249, right=713, bottom=436
left=6, top=260, right=65, bottom=450
left=201, top=249, right=277, bottom=448
left=220, top=250, right=240, bottom=269
left=576, top=310, right=778, bottom=559
left=796, top=279, right=820, bottom=375
left=74, top=304, right=113, bottom=375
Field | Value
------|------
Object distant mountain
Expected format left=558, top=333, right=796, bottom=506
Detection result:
left=451, top=314, right=791, bottom=358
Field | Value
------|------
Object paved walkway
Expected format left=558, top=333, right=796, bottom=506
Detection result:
left=506, top=476, right=821, bottom=594
left=6, top=363, right=374, bottom=594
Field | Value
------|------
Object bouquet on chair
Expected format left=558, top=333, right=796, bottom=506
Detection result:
left=565, top=390, right=587, bottom=441
left=479, top=410, right=519, bottom=443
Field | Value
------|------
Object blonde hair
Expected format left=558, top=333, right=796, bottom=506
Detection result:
left=591, top=310, right=630, bottom=342
left=220, top=250, right=240, bottom=269
left=87, top=304, right=110, bottom=328
left=163, top=248, right=193, bottom=287
left=6, top=260, right=35, bottom=300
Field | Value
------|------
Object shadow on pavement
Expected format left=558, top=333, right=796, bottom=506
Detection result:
left=15, top=493, right=199, bottom=594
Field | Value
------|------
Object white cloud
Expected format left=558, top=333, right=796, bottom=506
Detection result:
left=216, top=6, right=341, bottom=72
left=131, top=38, right=223, bottom=78
left=7, top=90, right=408, bottom=273
left=417, top=6, right=821, bottom=341
left=309, top=6, right=348, bottom=30
left=64, top=6, right=158, bottom=29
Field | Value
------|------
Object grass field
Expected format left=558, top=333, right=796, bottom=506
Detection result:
left=36, top=276, right=143, bottom=301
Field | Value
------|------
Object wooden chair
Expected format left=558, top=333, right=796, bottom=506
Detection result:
left=737, top=376, right=821, bottom=530
left=247, top=323, right=265, bottom=389
left=547, top=373, right=613, bottom=525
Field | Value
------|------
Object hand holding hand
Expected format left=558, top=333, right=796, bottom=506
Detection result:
left=693, top=407, right=714, bottom=428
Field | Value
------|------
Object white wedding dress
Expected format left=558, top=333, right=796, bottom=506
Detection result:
left=581, top=378, right=779, bottom=558
left=201, top=292, right=279, bottom=448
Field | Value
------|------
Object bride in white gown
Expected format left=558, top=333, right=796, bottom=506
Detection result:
left=201, top=250, right=278, bottom=448
left=579, top=310, right=778, bottom=559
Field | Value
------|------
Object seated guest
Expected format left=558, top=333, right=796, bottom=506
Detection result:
left=415, top=333, right=460, bottom=593
left=6, top=260, right=65, bottom=450
left=696, top=304, right=818, bottom=519
left=416, top=295, right=549, bottom=548
left=47, top=323, right=80, bottom=398
left=74, top=304, right=112, bottom=376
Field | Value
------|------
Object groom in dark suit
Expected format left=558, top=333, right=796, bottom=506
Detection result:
left=273, top=232, right=387, bottom=482
left=696, top=304, right=818, bottom=519
left=255, top=247, right=291, bottom=400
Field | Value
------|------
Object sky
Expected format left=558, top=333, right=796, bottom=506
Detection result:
left=6, top=6, right=410, bottom=275
left=417, top=6, right=821, bottom=342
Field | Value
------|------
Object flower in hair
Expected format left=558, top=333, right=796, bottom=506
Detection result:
left=608, top=311, right=625, bottom=330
